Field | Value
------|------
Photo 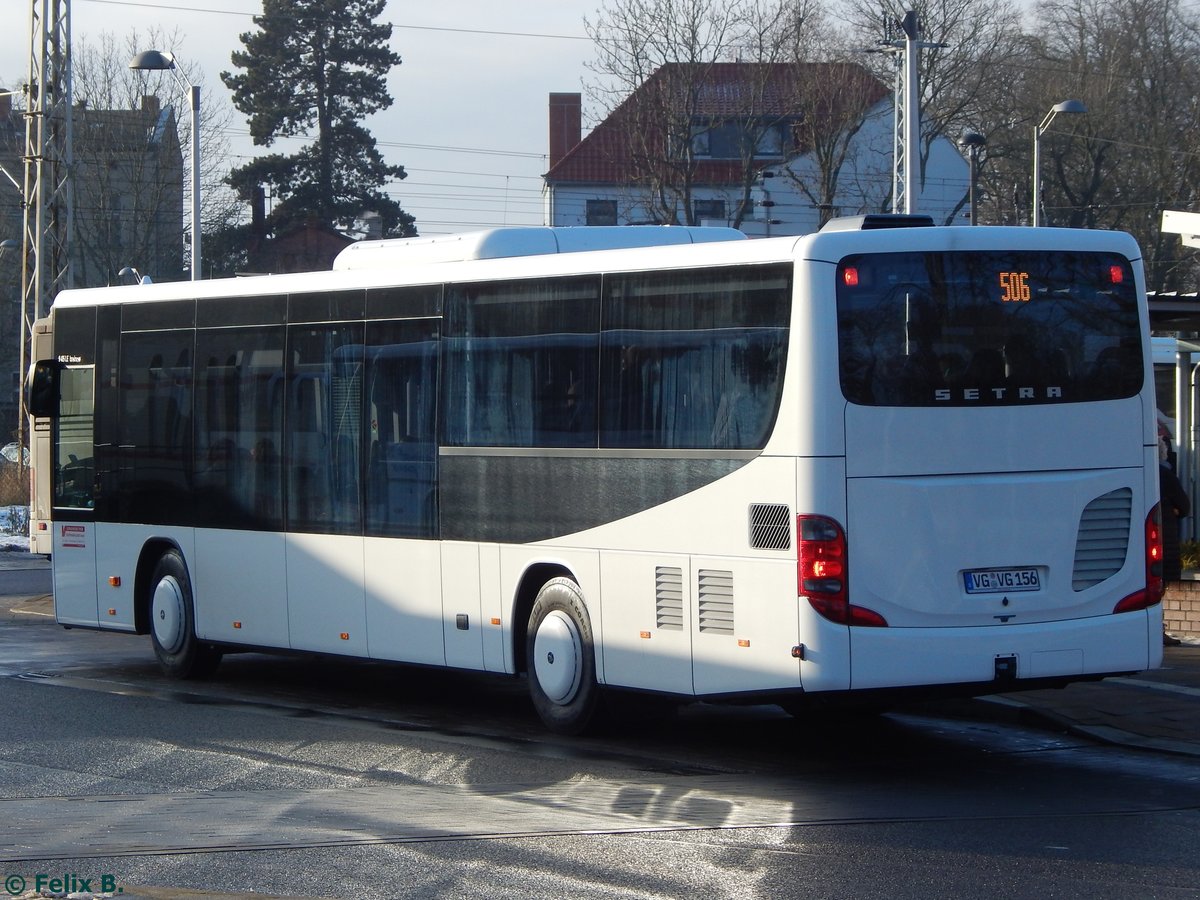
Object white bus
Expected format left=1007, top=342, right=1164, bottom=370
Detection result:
left=28, top=218, right=1163, bottom=733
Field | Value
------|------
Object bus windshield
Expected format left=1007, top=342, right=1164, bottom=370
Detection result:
left=836, top=250, right=1142, bottom=407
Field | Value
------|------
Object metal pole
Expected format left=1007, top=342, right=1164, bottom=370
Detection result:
left=903, top=25, right=919, bottom=215
left=1177, top=350, right=1193, bottom=540
left=967, top=149, right=977, bottom=224
left=188, top=82, right=200, bottom=280
left=1032, top=123, right=1041, bottom=227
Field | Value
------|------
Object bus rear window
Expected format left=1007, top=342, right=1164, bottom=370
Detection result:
left=836, top=250, right=1142, bottom=406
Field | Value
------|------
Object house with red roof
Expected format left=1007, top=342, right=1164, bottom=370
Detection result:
left=544, top=62, right=971, bottom=235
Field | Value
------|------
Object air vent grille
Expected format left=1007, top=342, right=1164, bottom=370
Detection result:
left=749, top=503, right=791, bottom=550
left=698, top=569, right=734, bottom=634
left=1073, top=487, right=1133, bottom=591
left=655, top=566, right=684, bottom=630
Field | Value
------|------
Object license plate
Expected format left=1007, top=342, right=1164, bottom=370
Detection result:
left=963, top=567, right=1041, bottom=594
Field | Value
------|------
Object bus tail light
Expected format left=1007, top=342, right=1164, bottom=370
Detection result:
left=798, top=515, right=887, bottom=627
left=1114, top=504, right=1164, bottom=614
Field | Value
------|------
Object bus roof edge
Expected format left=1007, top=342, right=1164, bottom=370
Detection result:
left=332, top=225, right=748, bottom=271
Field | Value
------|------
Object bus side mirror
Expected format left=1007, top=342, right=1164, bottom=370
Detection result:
left=27, top=360, right=61, bottom=418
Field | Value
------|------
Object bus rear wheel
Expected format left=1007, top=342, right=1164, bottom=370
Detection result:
left=526, top=578, right=600, bottom=735
left=149, top=549, right=221, bottom=679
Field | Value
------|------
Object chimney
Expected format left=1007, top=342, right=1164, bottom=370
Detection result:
left=548, top=92, right=581, bottom=169
left=0, top=92, right=10, bottom=121
left=141, top=95, right=160, bottom=117
left=251, top=186, right=266, bottom=235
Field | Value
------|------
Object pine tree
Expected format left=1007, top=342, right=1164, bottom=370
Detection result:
left=222, top=0, right=416, bottom=236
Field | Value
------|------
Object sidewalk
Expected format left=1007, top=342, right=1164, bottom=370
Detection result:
left=977, top=642, right=1200, bottom=757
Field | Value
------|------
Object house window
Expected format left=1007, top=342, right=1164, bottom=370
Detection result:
left=692, top=120, right=790, bottom=159
left=692, top=199, right=727, bottom=222
left=586, top=200, right=618, bottom=226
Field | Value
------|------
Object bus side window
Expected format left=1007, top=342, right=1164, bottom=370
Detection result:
left=365, top=320, right=438, bottom=538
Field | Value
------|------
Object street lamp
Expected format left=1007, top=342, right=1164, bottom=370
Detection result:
left=958, top=131, right=986, bottom=225
left=1032, top=99, right=1087, bottom=227
left=129, top=50, right=200, bottom=280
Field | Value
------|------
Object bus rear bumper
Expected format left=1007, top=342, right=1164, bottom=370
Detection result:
left=844, top=606, right=1163, bottom=691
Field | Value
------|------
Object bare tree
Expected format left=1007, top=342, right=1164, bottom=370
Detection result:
left=838, top=0, right=1024, bottom=217
left=779, top=61, right=890, bottom=224
left=1017, top=0, right=1200, bottom=289
left=584, top=0, right=834, bottom=227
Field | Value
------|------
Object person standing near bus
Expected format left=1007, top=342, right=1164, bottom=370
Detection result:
left=1160, top=436, right=1190, bottom=646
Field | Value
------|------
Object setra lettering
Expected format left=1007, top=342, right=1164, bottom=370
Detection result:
left=934, top=386, right=1062, bottom=402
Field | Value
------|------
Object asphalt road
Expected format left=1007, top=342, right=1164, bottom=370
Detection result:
left=2, top=557, right=1199, bottom=899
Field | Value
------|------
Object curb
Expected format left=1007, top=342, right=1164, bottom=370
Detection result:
left=975, top=694, right=1200, bottom=759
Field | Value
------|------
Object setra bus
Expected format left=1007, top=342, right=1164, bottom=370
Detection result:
left=27, top=217, right=1163, bottom=733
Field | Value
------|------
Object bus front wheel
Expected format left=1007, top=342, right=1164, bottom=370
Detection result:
left=526, top=578, right=600, bottom=735
left=149, top=549, right=221, bottom=679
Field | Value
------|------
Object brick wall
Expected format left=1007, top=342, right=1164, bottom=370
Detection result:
left=1163, top=577, right=1200, bottom=640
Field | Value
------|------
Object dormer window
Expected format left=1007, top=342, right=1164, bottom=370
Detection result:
left=691, top=119, right=791, bottom=159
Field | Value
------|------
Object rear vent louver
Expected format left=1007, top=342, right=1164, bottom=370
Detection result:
left=698, top=569, right=735, bottom=634
left=750, top=503, right=792, bottom=550
left=1073, top=487, right=1133, bottom=591
left=655, top=566, right=684, bottom=630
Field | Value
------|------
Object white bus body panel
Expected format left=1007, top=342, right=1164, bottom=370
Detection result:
left=364, top=537, right=444, bottom=666
left=193, top=530, right=289, bottom=648
left=441, top=541, right=485, bottom=670
left=845, top=460, right=1149, bottom=630
left=550, top=455, right=803, bottom=695
left=285, top=533, right=368, bottom=656
left=52, top=522, right=98, bottom=627
left=94, top=523, right=194, bottom=633
left=598, top=549, right=695, bottom=694
left=844, top=398, right=1144, bottom=479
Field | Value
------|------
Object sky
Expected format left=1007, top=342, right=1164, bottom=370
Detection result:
left=1, top=0, right=600, bottom=235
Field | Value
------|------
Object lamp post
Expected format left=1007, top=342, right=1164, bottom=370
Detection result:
left=129, top=50, right=200, bottom=280
left=1, top=87, right=29, bottom=480
left=1032, top=99, right=1087, bottom=227
left=958, top=131, right=986, bottom=225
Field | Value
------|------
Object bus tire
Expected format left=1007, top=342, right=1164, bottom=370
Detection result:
left=526, top=578, right=600, bottom=735
left=149, top=549, right=221, bottom=679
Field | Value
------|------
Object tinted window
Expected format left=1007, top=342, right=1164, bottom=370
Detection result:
left=600, top=265, right=790, bottom=449
left=286, top=324, right=364, bottom=534
left=53, top=367, right=94, bottom=510
left=442, top=277, right=599, bottom=447
left=194, top=327, right=285, bottom=530
left=365, top=320, right=438, bottom=538
left=837, top=251, right=1142, bottom=407
left=116, top=330, right=194, bottom=523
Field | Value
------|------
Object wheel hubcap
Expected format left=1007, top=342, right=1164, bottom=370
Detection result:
left=151, top=576, right=185, bottom=653
left=533, top=610, right=582, bottom=705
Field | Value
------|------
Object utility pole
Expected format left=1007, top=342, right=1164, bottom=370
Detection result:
left=876, top=11, right=946, bottom=215
left=19, top=0, right=72, bottom=523
left=22, top=0, right=74, bottom=324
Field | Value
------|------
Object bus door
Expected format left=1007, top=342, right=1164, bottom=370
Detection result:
left=47, top=362, right=99, bottom=627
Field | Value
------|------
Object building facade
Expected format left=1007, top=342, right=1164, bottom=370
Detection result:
left=544, top=63, right=971, bottom=236
left=0, top=92, right=183, bottom=447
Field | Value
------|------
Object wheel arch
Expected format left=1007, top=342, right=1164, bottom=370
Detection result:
left=134, top=538, right=185, bottom=635
left=511, top=561, right=576, bottom=675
